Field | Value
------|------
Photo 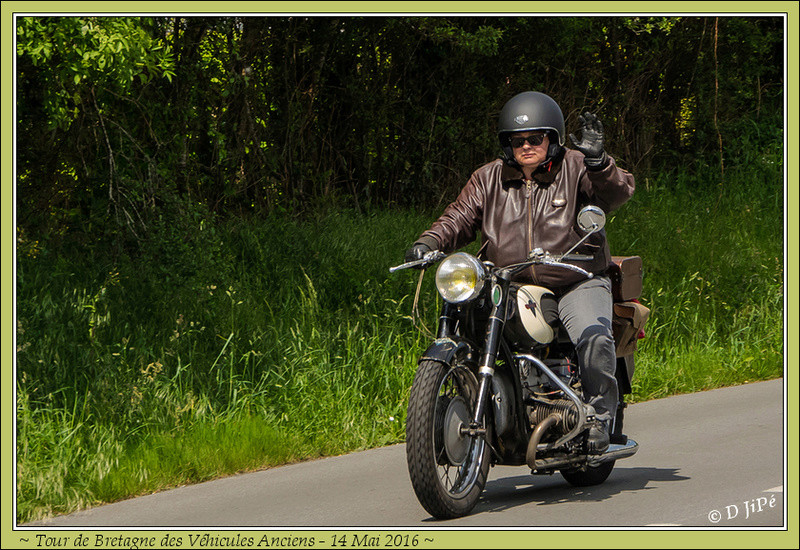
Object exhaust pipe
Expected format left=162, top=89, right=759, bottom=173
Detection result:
left=526, top=413, right=560, bottom=469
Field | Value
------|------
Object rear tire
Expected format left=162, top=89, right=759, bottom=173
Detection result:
left=560, top=459, right=615, bottom=486
left=560, top=404, right=622, bottom=487
left=406, top=359, right=490, bottom=519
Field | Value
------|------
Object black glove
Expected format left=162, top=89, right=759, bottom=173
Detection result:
left=569, top=111, right=609, bottom=170
left=404, top=242, right=432, bottom=267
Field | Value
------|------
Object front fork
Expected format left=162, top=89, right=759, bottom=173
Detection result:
left=467, top=269, right=514, bottom=434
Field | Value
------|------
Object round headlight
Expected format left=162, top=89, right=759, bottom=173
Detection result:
left=435, top=252, right=486, bottom=303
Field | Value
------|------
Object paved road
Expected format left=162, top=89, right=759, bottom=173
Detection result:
left=26, top=379, right=786, bottom=528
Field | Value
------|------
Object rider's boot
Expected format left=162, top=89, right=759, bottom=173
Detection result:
left=586, top=420, right=610, bottom=454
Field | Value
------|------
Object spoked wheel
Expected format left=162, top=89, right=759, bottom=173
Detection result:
left=406, top=359, right=490, bottom=519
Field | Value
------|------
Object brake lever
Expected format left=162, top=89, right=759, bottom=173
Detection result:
left=389, top=251, right=446, bottom=273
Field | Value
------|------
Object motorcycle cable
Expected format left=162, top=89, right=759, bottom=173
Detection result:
left=412, top=267, right=437, bottom=340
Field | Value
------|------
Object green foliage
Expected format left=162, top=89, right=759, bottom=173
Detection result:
left=416, top=18, right=503, bottom=55
left=623, top=16, right=678, bottom=35
left=16, top=15, right=783, bottom=239
left=606, top=157, right=783, bottom=402
left=17, top=16, right=174, bottom=130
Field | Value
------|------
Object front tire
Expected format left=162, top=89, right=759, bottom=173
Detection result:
left=406, top=359, right=490, bottom=519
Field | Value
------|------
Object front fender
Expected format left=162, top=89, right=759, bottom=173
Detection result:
left=419, top=337, right=478, bottom=369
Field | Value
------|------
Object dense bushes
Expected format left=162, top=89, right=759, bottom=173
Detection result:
left=17, top=16, right=783, bottom=237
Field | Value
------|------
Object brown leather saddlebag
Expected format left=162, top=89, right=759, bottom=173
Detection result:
left=612, top=301, right=650, bottom=357
left=608, top=256, right=643, bottom=302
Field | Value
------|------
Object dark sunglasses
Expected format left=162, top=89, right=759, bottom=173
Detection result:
left=510, top=134, right=546, bottom=148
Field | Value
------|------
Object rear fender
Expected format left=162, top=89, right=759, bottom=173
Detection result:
left=613, top=354, right=634, bottom=444
left=616, top=354, right=634, bottom=395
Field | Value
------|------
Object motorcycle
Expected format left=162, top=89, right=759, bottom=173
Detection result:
left=390, top=205, right=650, bottom=519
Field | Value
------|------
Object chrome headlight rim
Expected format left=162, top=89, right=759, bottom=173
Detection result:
left=435, top=252, right=486, bottom=304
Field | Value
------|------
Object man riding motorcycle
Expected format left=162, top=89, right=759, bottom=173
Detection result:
left=405, top=91, right=635, bottom=452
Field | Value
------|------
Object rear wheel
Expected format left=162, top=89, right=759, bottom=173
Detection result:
left=406, top=359, right=490, bottom=519
left=560, top=404, right=623, bottom=487
left=560, top=459, right=615, bottom=486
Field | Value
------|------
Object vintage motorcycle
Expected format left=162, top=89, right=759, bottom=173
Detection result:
left=391, top=206, right=650, bottom=519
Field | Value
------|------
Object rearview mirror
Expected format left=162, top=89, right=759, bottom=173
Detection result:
left=577, top=205, right=606, bottom=233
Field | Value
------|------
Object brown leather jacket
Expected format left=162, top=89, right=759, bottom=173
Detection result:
left=415, top=149, right=635, bottom=290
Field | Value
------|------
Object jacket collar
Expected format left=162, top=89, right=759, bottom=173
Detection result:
left=500, top=153, right=563, bottom=186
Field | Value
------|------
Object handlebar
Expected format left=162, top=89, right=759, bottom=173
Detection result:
left=507, top=248, right=594, bottom=279
left=533, top=259, right=594, bottom=278
left=390, top=249, right=593, bottom=279
left=389, top=250, right=447, bottom=273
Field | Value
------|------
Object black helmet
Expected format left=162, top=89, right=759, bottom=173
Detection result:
left=498, top=91, right=565, bottom=166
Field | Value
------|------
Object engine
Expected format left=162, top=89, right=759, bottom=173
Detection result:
left=518, top=355, right=581, bottom=435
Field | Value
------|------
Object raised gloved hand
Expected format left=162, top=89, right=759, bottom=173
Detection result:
left=404, top=242, right=432, bottom=267
left=569, top=111, right=609, bottom=170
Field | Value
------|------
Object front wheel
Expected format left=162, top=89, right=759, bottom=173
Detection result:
left=405, top=359, right=490, bottom=519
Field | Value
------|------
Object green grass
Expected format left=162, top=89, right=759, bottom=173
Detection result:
left=608, top=161, right=784, bottom=402
left=15, top=159, right=783, bottom=523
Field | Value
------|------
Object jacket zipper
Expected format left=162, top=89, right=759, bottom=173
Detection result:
left=525, top=179, right=539, bottom=284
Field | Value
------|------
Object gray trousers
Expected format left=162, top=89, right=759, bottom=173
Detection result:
left=557, top=275, right=618, bottom=423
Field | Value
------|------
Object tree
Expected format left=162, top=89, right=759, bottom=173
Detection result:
left=17, top=16, right=175, bottom=240
left=16, top=15, right=784, bottom=241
